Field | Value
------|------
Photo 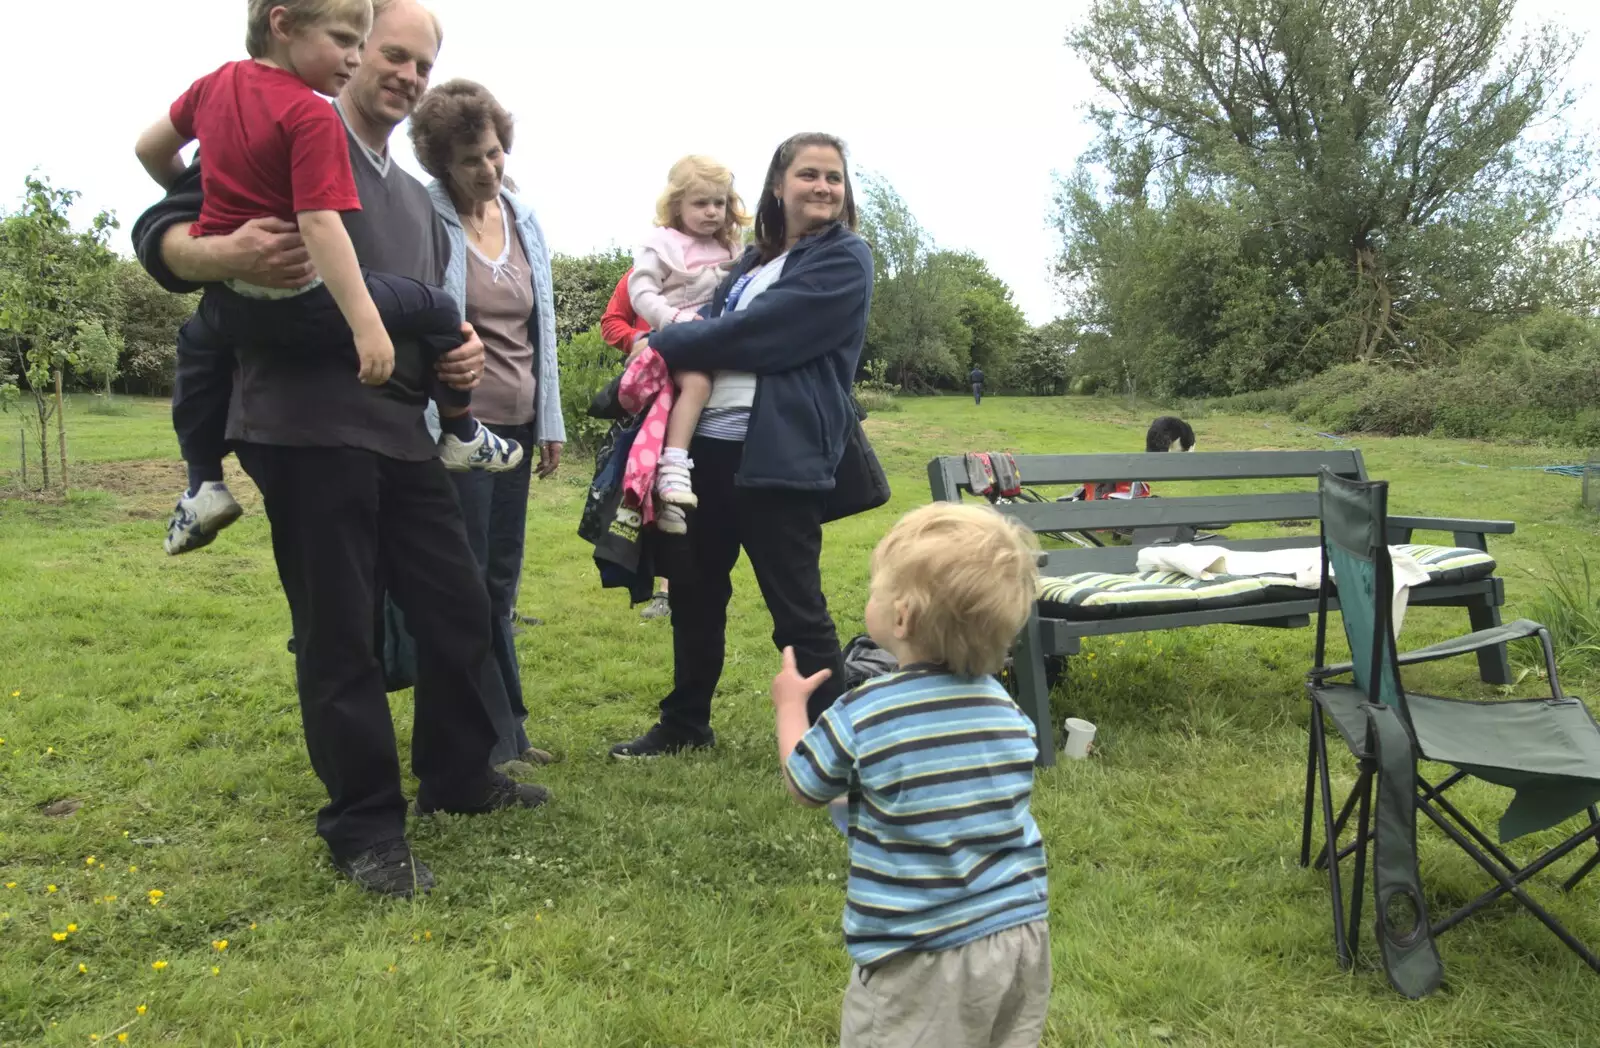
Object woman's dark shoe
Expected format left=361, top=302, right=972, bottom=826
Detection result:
left=609, top=722, right=715, bottom=759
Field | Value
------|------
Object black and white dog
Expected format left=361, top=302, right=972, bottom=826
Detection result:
left=1146, top=416, right=1195, bottom=453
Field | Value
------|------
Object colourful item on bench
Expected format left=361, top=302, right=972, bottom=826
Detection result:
left=965, top=453, right=997, bottom=497
left=964, top=451, right=1023, bottom=499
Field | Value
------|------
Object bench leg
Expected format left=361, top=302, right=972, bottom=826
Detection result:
left=1014, top=611, right=1056, bottom=767
left=1467, top=595, right=1514, bottom=685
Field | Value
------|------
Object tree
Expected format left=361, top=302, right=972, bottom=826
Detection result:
left=112, top=259, right=196, bottom=396
left=0, top=176, right=119, bottom=491
left=550, top=247, right=632, bottom=344
left=1061, top=0, right=1597, bottom=395
left=73, top=318, right=123, bottom=398
left=857, top=176, right=970, bottom=390
left=1005, top=319, right=1076, bottom=395
left=928, top=250, right=1029, bottom=380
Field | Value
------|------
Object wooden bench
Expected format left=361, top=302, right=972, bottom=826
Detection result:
left=928, top=450, right=1516, bottom=765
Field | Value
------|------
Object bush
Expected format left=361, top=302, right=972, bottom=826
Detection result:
left=551, top=249, right=632, bottom=345
left=855, top=388, right=900, bottom=414
left=86, top=395, right=131, bottom=417
left=854, top=359, right=901, bottom=414
left=1203, top=312, right=1600, bottom=444
left=557, top=329, right=621, bottom=453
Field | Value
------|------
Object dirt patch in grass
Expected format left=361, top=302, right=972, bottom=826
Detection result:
left=2, top=459, right=261, bottom=520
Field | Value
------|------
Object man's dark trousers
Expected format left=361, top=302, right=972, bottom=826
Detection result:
left=236, top=442, right=499, bottom=859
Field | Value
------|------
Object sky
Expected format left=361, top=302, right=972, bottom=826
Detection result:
left=4, top=0, right=1597, bottom=324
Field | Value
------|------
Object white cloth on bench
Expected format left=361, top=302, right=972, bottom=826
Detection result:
left=1136, top=544, right=1431, bottom=634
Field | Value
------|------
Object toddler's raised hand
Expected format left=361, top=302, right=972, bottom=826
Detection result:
left=772, top=646, right=831, bottom=712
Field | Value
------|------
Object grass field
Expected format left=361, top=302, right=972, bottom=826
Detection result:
left=2, top=395, right=1599, bottom=1046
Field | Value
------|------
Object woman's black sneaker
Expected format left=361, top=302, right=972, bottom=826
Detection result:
left=334, top=837, right=434, bottom=898
left=609, top=722, right=715, bottom=759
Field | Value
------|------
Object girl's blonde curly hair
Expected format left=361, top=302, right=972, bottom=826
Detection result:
left=653, top=155, right=750, bottom=253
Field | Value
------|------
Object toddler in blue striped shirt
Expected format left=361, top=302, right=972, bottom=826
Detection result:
left=774, top=502, right=1052, bottom=1048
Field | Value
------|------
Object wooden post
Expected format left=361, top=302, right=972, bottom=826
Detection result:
left=54, top=368, right=67, bottom=495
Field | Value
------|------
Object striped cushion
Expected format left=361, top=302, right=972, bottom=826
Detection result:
left=1036, top=571, right=1276, bottom=621
left=1395, top=544, right=1496, bottom=585
left=1033, top=545, right=1495, bottom=622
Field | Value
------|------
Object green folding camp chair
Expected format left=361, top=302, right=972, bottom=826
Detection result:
left=1300, top=469, right=1600, bottom=997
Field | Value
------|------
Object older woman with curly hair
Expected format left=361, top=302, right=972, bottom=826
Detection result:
left=408, top=79, right=563, bottom=774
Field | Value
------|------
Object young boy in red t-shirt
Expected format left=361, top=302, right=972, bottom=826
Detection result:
left=135, top=0, right=520, bottom=553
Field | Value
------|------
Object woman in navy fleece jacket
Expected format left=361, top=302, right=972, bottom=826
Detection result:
left=609, top=132, right=874, bottom=760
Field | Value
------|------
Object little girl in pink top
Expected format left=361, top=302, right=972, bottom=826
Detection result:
left=628, top=156, right=750, bottom=533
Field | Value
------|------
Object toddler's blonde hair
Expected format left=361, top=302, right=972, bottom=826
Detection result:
left=870, top=503, right=1040, bottom=678
left=246, top=0, right=375, bottom=59
left=653, top=155, right=750, bottom=254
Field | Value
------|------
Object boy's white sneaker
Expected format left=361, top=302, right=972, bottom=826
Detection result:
left=164, top=481, right=244, bottom=555
left=440, top=425, right=523, bottom=473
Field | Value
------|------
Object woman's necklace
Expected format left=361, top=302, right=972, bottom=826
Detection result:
left=465, top=201, right=496, bottom=240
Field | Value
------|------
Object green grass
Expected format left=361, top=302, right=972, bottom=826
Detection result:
left=3, top=395, right=1600, bottom=1046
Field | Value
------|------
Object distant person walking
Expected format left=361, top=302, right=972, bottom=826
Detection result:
left=970, top=365, right=985, bottom=405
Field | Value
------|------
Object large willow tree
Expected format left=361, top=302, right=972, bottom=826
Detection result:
left=1059, top=0, right=1596, bottom=396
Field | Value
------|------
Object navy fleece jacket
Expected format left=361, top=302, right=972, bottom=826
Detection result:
left=648, top=222, right=874, bottom=491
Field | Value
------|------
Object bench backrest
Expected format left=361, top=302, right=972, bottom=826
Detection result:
left=928, top=450, right=1369, bottom=572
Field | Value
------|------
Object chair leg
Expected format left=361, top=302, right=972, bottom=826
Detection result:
left=1466, top=594, right=1514, bottom=685
left=1418, top=773, right=1522, bottom=875
left=1301, top=712, right=1319, bottom=868
left=1347, top=767, right=1374, bottom=961
left=1314, top=779, right=1365, bottom=872
left=1013, top=612, right=1055, bottom=768
left=1561, top=807, right=1600, bottom=893
left=1420, top=801, right=1600, bottom=973
left=1313, top=714, right=1353, bottom=970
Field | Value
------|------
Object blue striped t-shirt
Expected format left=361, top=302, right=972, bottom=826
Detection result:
left=785, top=666, right=1049, bottom=967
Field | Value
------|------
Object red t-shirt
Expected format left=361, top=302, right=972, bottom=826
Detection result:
left=170, top=60, right=362, bottom=237
left=600, top=270, right=652, bottom=351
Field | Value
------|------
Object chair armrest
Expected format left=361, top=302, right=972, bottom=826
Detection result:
left=1385, top=516, right=1516, bottom=535
left=1311, top=619, right=1545, bottom=680
left=1385, top=515, right=1515, bottom=552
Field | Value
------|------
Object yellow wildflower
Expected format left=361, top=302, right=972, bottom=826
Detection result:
left=85, top=856, right=96, bottom=867
left=147, top=889, right=163, bottom=906
left=136, top=1005, right=147, bottom=1016
left=211, top=966, right=220, bottom=976
left=0, top=737, right=6, bottom=745
left=128, top=866, right=138, bottom=874
left=249, top=922, right=257, bottom=931
left=46, top=884, right=58, bottom=893
left=66, top=923, right=78, bottom=933
left=52, top=932, right=68, bottom=942
left=119, top=1036, right=129, bottom=1044
left=45, top=747, right=54, bottom=754
left=212, top=939, right=228, bottom=951
left=151, top=960, right=167, bottom=971
left=78, top=963, right=87, bottom=974
left=104, top=895, right=117, bottom=903
left=90, top=1036, right=99, bottom=1043
left=423, top=930, right=432, bottom=941
left=10, top=690, right=17, bottom=697
left=4, top=882, right=14, bottom=889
